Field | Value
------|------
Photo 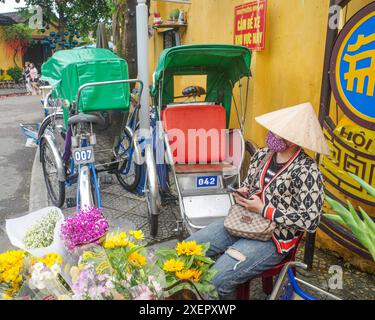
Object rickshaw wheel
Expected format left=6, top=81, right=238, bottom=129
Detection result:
left=40, top=138, right=65, bottom=208
left=145, top=174, right=159, bottom=238
left=115, top=127, right=141, bottom=191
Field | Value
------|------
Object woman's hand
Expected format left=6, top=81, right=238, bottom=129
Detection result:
left=236, top=186, right=249, bottom=198
left=234, top=193, right=265, bottom=214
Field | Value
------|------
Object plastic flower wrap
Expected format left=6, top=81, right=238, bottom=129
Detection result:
left=60, top=207, right=109, bottom=251
left=155, top=241, right=218, bottom=299
left=103, top=229, right=165, bottom=300
left=25, top=253, right=73, bottom=300
left=62, top=244, right=116, bottom=300
left=0, top=250, right=26, bottom=300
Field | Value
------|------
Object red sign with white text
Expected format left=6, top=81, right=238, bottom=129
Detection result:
left=234, top=0, right=267, bottom=51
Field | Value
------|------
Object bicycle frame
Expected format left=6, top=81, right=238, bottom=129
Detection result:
left=71, top=79, right=144, bottom=210
left=119, top=100, right=141, bottom=176
left=269, top=261, right=341, bottom=300
left=75, top=136, right=101, bottom=210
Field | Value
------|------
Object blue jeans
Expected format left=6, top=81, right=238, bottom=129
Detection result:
left=186, top=219, right=288, bottom=300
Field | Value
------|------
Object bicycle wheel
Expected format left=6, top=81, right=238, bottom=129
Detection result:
left=116, top=127, right=141, bottom=191
left=38, top=113, right=66, bottom=160
left=40, top=137, right=65, bottom=207
left=38, top=113, right=66, bottom=141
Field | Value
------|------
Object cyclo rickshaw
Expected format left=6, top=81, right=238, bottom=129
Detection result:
left=143, top=44, right=254, bottom=237
left=39, top=48, right=143, bottom=210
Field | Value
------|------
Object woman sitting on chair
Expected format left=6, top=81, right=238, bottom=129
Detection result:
left=186, top=102, right=330, bottom=300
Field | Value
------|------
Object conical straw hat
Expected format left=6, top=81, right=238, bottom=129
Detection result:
left=255, top=102, right=330, bottom=155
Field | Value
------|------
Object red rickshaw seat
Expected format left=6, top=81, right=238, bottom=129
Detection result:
left=162, top=104, right=227, bottom=164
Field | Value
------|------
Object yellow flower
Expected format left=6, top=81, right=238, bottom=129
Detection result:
left=119, top=231, right=127, bottom=239
left=103, top=231, right=129, bottom=248
left=82, top=251, right=95, bottom=261
left=129, top=230, right=144, bottom=240
left=38, top=253, right=63, bottom=267
left=2, top=282, right=21, bottom=300
left=176, top=269, right=195, bottom=280
left=103, top=240, right=115, bottom=249
left=96, top=261, right=111, bottom=275
left=191, top=269, right=202, bottom=282
left=0, top=250, right=25, bottom=286
left=2, top=293, right=11, bottom=300
left=128, top=252, right=147, bottom=267
left=176, top=241, right=203, bottom=256
left=163, top=259, right=185, bottom=272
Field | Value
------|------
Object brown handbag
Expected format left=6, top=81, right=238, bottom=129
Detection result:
left=224, top=152, right=277, bottom=241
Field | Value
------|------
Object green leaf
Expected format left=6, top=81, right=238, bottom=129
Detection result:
left=201, top=268, right=219, bottom=282
left=185, top=255, right=195, bottom=269
left=359, top=207, right=375, bottom=234
left=155, top=248, right=176, bottom=256
left=200, top=242, right=210, bottom=255
left=193, top=255, right=215, bottom=265
left=349, top=173, right=375, bottom=198
left=154, top=248, right=177, bottom=261
left=347, top=201, right=365, bottom=229
left=323, top=214, right=347, bottom=226
left=326, top=197, right=355, bottom=227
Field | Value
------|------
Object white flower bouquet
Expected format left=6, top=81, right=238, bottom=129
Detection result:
left=5, top=207, right=66, bottom=258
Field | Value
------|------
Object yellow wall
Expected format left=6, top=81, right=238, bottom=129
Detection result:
left=149, top=0, right=329, bottom=147
left=0, top=25, right=57, bottom=72
left=149, top=0, right=374, bottom=148
left=0, top=26, right=23, bottom=70
left=148, top=0, right=375, bottom=271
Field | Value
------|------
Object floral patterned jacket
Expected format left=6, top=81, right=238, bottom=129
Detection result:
left=242, top=147, right=325, bottom=254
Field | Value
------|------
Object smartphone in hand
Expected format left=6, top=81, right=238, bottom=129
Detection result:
left=227, top=186, right=248, bottom=199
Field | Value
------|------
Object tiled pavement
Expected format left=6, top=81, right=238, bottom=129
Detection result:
left=54, top=174, right=186, bottom=245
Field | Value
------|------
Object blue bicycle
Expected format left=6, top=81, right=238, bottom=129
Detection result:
left=39, top=48, right=143, bottom=210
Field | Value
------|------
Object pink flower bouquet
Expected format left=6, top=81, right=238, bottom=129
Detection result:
left=60, top=207, right=108, bottom=251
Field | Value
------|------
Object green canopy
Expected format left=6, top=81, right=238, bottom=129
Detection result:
left=41, top=48, right=130, bottom=113
left=152, top=44, right=252, bottom=122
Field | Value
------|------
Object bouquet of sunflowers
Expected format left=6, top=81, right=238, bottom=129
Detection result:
left=0, top=230, right=218, bottom=300
left=155, top=241, right=218, bottom=299
left=103, top=229, right=165, bottom=300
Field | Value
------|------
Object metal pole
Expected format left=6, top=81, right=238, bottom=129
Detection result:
left=136, top=0, right=150, bottom=134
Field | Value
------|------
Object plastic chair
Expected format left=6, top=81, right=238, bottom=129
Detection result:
left=236, top=234, right=304, bottom=300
